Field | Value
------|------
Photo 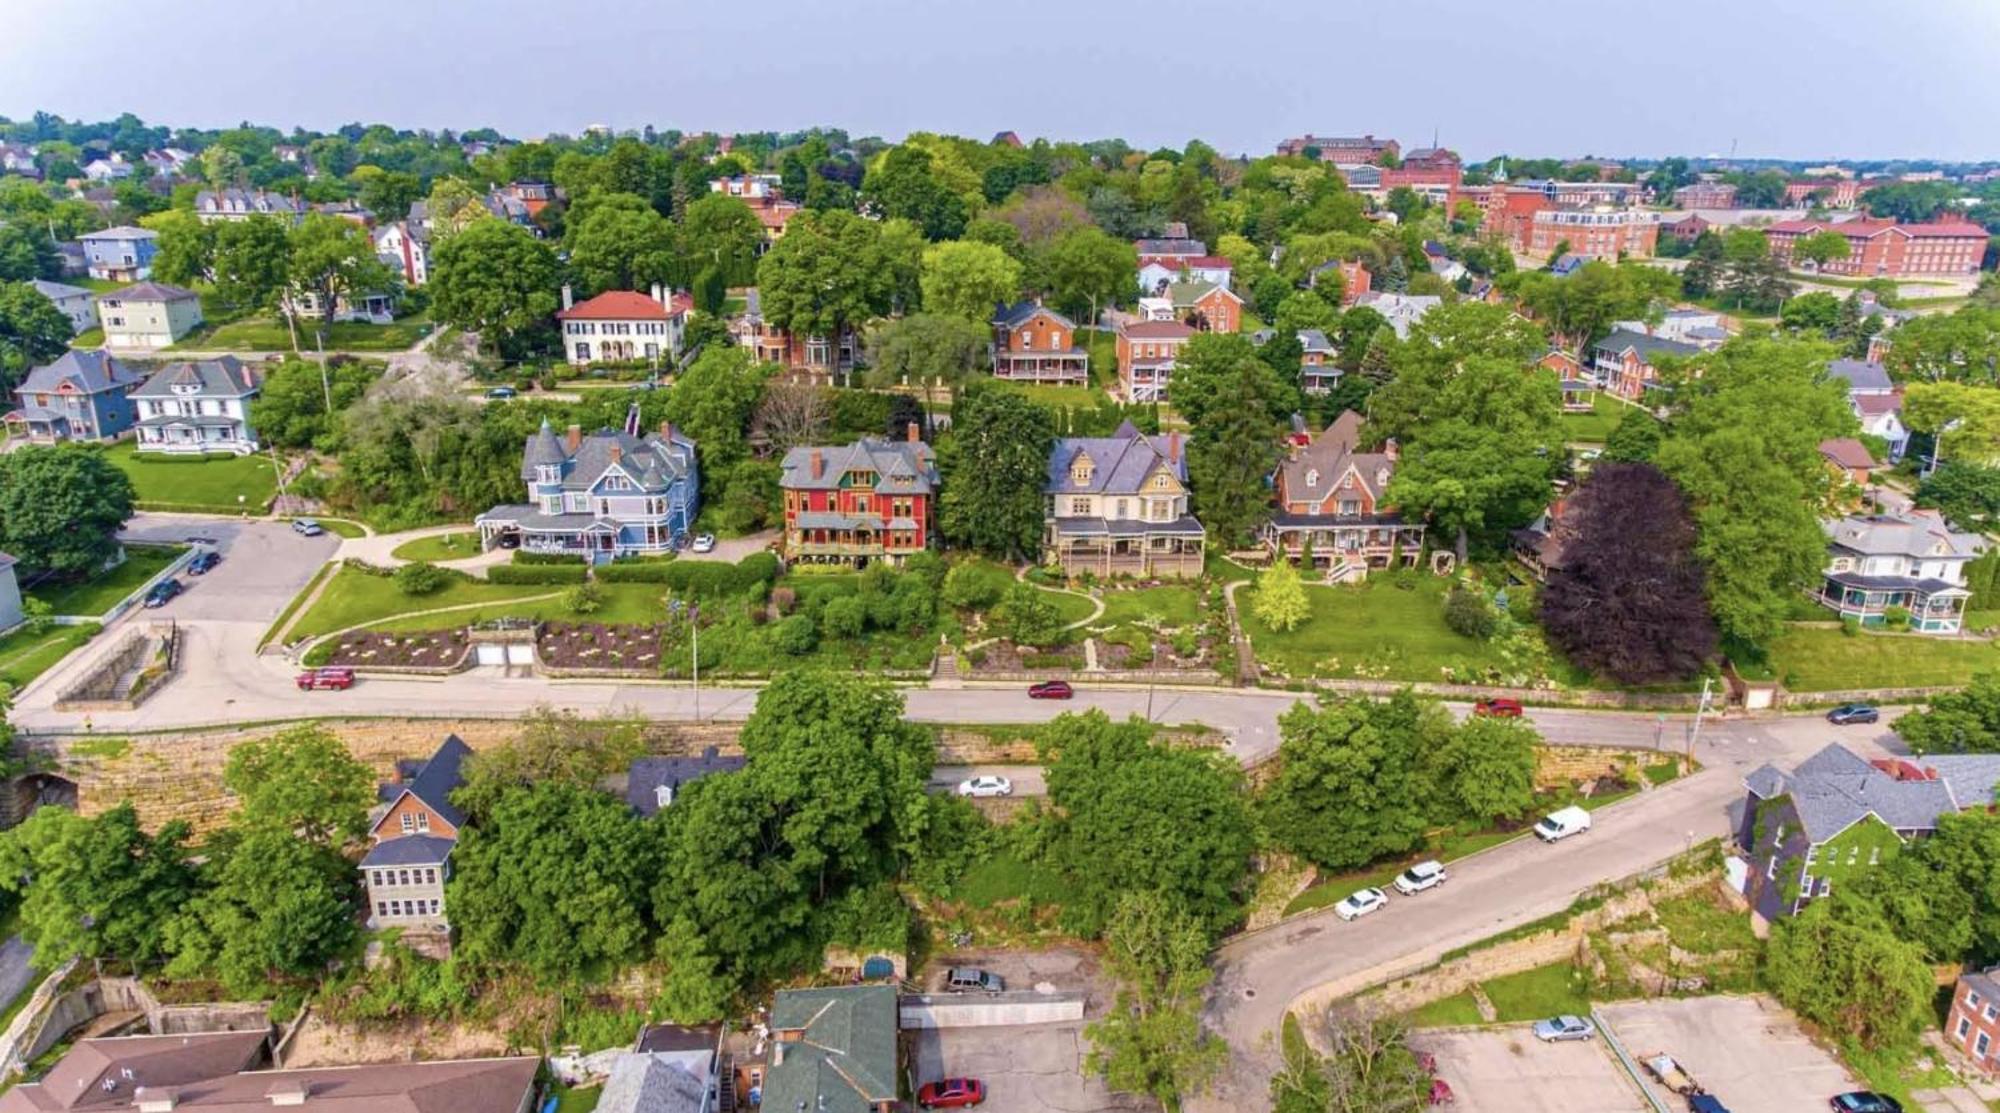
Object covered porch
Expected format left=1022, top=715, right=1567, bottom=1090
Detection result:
left=134, top=416, right=254, bottom=455
left=1818, top=573, right=1971, bottom=634
left=1266, top=517, right=1426, bottom=570
left=992, top=348, right=1089, bottom=385
left=1047, top=517, right=1206, bottom=580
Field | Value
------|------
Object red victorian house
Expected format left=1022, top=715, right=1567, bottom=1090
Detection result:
left=779, top=428, right=939, bottom=568
left=1264, top=411, right=1425, bottom=578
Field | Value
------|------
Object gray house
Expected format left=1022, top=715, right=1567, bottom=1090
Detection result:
left=131, top=356, right=261, bottom=454
left=28, top=278, right=95, bottom=334
left=1043, top=420, right=1206, bottom=580
left=477, top=417, right=701, bottom=560
left=0, top=553, right=21, bottom=632
left=362, top=735, right=470, bottom=937
left=5, top=351, right=144, bottom=444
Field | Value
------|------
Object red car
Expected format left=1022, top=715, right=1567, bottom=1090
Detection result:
left=295, top=666, right=357, bottom=691
left=1473, top=698, right=1523, bottom=718
left=1028, top=680, right=1074, bottom=700
left=917, top=1078, right=985, bottom=1108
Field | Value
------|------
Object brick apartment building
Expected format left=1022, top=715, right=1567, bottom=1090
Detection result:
left=1116, top=319, right=1195, bottom=403
left=1766, top=218, right=1987, bottom=277
left=1784, top=177, right=1861, bottom=209
left=1276, top=134, right=1400, bottom=166
left=1948, top=967, right=2000, bottom=1074
left=1673, top=182, right=1738, bottom=209
left=1528, top=208, right=1660, bottom=259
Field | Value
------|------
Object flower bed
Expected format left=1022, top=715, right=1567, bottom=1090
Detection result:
left=969, top=641, right=1085, bottom=673
left=322, top=629, right=470, bottom=670
left=536, top=621, right=664, bottom=672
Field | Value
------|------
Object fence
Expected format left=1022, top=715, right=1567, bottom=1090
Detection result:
left=897, top=992, right=1087, bottom=1029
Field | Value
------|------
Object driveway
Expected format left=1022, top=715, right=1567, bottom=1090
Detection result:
left=1597, top=996, right=1860, bottom=1113
left=1412, top=1027, right=1648, bottom=1113
left=911, top=1024, right=1146, bottom=1113
left=0, top=937, right=37, bottom=1019
left=676, top=530, right=776, bottom=563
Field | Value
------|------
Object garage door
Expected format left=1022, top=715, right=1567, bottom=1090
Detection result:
left=506, top=644, right=535, bottom=666
left=475, top=644, right=506, bottom=666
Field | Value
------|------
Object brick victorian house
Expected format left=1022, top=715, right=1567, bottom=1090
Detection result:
left=730, top=289, right=858, bottom=377
left=1043, top=421, right=1205, bottom=579
left=476, top=415, right=701, bottom=560
left=362, top=735, right=471, bottom=940
left=1948, top=967, right=2000, bottom=1075
left=1264, top=412, right=1424, bottom=577
left=1589, top=328, right=1700, bottom=401
left=1115, top=319, right=1194, bottom=403
left=991, top=301, right=1089, bottom=385
left=779, top=430, right=938, bottom=568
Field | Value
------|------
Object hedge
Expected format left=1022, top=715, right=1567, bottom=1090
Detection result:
left=514, top=551, right=588, bottom=566
left=487, top=564, right=589, bottom=585
left=597, top=552, right=779, bottom=597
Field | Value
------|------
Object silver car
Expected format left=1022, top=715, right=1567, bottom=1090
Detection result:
left=1532, top=1015, right=1596, bottom=1042
left=956, top=775, right=1013, bottom=798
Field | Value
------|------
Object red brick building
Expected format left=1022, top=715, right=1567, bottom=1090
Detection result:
left=779, top=429, right=938, bottom=567
left=1383, top=147, right=1462, bottom=194
left=1276, top=134, right=1399, bottom=165
left=992, top=301, right=1088, bottom=385
left=1673, top=182, right=1738, bottom=209
left=1528, top=208, right=1660, bottom=259
left=1947, top=967, right=2000, bottom=1073
left=1785, top=178, right=1861, bottom=209
left=1116, top=319, right=1195, bottom=403
left=731, top=288, right=858, bottom=375
left=1766, top=218, right=1987, bottom=277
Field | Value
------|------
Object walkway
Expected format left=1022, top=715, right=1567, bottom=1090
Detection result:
left=334, top=526, right=509, bottom=574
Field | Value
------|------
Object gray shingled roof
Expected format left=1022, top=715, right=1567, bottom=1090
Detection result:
left=996, top=300, right=1076, bottom=331
left=519, top=422, right=697, bottom=494
left=80, top=225, right=157, bottom=242
left=1276, top=411, right=1400, bottom=512
left=1743, top=743, right=1961, bottom=843
left=763, top=986, right=899, bottom=1113
left=400, top=734, right=471, bottom=830
left=131, top=356, right=257, bottom=399
left=1825, top=510, right=1982, bottom=561
left=27, top=278, right=90, bottom=302
left=15, top=350, right=141, bottom=396
left=1297, top=329, right=1334, bottom=354
left=107, top=280, right=199, bottom=303
left=1827, top=358, right=1894, bottom=393
left=359, top=834, right=455, bottom=868
left=627, top=749, right=746, bottom=817
left=1045, top=422, right=1187, bottom=497
left=780, top=437, right=936, bottom=494
left=597, top=1052, right=708, bottom=1113
left=1592, top=328, right=1700, bottom=362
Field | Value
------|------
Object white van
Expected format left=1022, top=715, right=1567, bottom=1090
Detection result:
left=1534, top=805, right=1592, bottom=842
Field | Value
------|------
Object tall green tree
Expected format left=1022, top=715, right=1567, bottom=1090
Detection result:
left=861, top=145, right=969, bottom=240
left=1085, top=891, right=1226, bottom=1112
left=565, top=192, right=676, bottom=295
left=221, top=724, right=376, bottom=846
left=0, top=444, right=135, bottom=578
left=0, top=282, right=73, bottom=398
left=1259, top=693, right=1446, bottom=871
left=139, top=209, right=214, bottom=286
left=663, top=346, right=772, bottom=498
left=756, top=209, right=886, bottom=342
left=285, top=213, right=394, bottom=352
left=939, top=387, right=1055, bottom=560
left=678, top=193, right=765, bottom=287
left=162, top=830, right=357, bottom=994
left=1188, top=356, right=1285, bottom=548
left=210, top=216, right=292, bottom=315
left=1045, top=226, right=1137, bottom=327
left=0, top=805, right=195, bottom=970
left=429, top=219, right=561, bottom=356
left=865, top=313, right=988, bottom=401
left=0, top=224, right=59, bottom=283
left=1765, top=900, right=1932, bottom=1051
left=919, top=240, right=1022, bottom=322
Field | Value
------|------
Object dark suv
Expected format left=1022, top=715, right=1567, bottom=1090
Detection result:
left=1826, top=704, right=1880, bottom=726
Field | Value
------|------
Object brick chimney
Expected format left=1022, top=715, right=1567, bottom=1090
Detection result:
left=565, top=424, right=582, bottom=453
left=561, top=283, right=573, bottom=312
left=810, top=449, right=824, bottom=479
left=1167, top=432, right=1181, bottom=463
left=906, top=421, right=921, bottom=443
left=608, top=443, right=622, bottom=465
left=1384, top=437, right=1399, bottom=461
left=659, top=420, right=675, bottom=441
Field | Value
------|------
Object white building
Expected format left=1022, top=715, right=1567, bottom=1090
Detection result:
left=373, top=220, right=429, bottom=286
left=1827, top=358, right=1910, bottom=460
left=1819, top=509, right=1984, bottom=634
left=556, top=285, right=688, bottom=367
left=130, top=356, right=261, bottom=455
left=81, top=154, right=134, bottom=182
left=1350, top=292, right=1442, bottom=340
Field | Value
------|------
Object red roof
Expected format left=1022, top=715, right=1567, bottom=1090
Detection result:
left=1121, top=320, right=1196, bottom=340
left=557, top=291, right=680, bottom=321
left=1139, top=255, right=1232, bottom=270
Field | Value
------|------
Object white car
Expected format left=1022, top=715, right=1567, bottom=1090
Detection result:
left=691, top=533, right=717, bottom=553
left=1333, top=886, right=1387, bottom=921
left=956, top=775, right=1013, bottom=798
left=1392, top=860, right=1447, bottom=895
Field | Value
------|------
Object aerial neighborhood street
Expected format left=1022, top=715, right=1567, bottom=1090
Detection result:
left=2, top=7, right=2000, bottom=1113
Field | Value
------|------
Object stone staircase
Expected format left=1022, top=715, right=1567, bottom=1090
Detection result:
left=931, top=650, right=964, bottom=688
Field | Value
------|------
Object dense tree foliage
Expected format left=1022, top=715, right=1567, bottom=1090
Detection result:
left=0, top=444, right=135, bottom=578
left=939, top=387, right=1055, bottom=560
left=1085, top=891, right=1226, bottom=1112
left=0, top=282, right=72, bottom=398
left=0, top=805, right=195, bottom=970
left=1765, top=899, right=1933, bottom=1051
left=429, top=219, right=561, bottom=355
left=221, top=723, right=376, bottom=845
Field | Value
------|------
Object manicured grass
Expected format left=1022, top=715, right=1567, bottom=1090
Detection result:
left=1405, top=992, right=1484, bottom=1028
left=0, top=623, right=100, bottom=690
left=991, top=380, right=1108, bottom=410
left=1097, top=585, right=1203, bottom=629
left=955, top=848, right=1079, bottom=909
left=1248, top=577, right=1512, bottom=683
left=262, top=561, right=335, bottom=648
left=550, top=1085, right=601, bottom=1113
left=368, top=582, right=671, bottom=633
left=311, top=518, right=369, bottom=539
left=389, top=531, right=481, bottom=562
left=69, top=327, right=104, bottom=349
left=75, top=277, right=128, bottom=294
left=100, top=443, right=279, bottom=512
left=26, top=545, right=184, bottom=616
left=288, top=565, right=565, bottom=640
left=1763, top=625, right=2000, bottom=691
left=173, top=311, right=432, bottom=352
left=1042, top=589, right=1098, bottom=626
left=1559, top=393, right=1631, bottom=444
left=1205, top=553, right=1258, bottom=584
left=1479, top=961, right=1592, bottom=1023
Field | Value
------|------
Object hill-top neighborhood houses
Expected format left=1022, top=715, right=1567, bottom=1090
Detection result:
left=477, top=416, right=701, bottom=558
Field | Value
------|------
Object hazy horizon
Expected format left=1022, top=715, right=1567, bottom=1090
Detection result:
left=4, top=0, right=1999, bottom=162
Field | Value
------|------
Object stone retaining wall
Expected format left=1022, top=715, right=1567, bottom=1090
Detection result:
left=53, top=623, right=177, bottom=711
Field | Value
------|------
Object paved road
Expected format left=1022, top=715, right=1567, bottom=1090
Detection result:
left=0, top=936, right=36, bottom=1020
left=1191, top=712, right=1908, bottom=1113
left=929, top=764, right=1048, bottom=796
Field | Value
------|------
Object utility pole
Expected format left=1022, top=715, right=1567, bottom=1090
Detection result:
left=690, top=601, right=701, bottom=723
left=1686, top=676, right=1713, bottom=763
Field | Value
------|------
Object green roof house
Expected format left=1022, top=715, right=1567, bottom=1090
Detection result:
left=764, top=985, right=899, bottom=1113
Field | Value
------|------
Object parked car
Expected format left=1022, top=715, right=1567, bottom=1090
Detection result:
left=1689, top=1097, right=1733, bottom=1113
left=485, top=386, right=517, bottom=399
left=1531, top=1015, right=1595, bottom=1042
left=917, top=1078, right=985, bottom=1108
left=142, top=578, right=183, bottom=608
left=944, top=968, right=1004, bottom=994
left=956, top=775, right=1013, bottom=798
left=187, top=550, right=221, bottom=575
left=1028, top=680, right=1074, bottom=699
left=1473, top=698, right=1523, bottom=718
left=495, top=531, right=520, bottom=550
left=1333, top=887, right=1387, bottom=922
left=1826, top=704, right=1880, bottom=726
left=1534, top=805, right=1593, bottom=843
left=1392, top=860, right=1447, bottom=895
left=1830, top=1094, right=1903, bottom=1113
left=291, top=518, right=325, bottom=537
left=691, top=533, right=717, bottom=553
left=295, top=667, right=357, bottom=691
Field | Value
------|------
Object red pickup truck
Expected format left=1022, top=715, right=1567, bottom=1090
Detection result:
left=295, top=667, right=357, bottom=691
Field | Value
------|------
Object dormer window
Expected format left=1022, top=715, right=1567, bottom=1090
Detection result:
left=655, top=783, right=675, bottom=809
left=1070, top=454, right=1093, bottom=485
left=1305, top=469, right=1320, bottom=488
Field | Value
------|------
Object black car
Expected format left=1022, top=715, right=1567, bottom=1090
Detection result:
left=142, top=578, right=184, bottom=608
left=1830, top=1093, right=1903, bottom=1113
left=1826, top=704, right=1880, bottom=726
left=187, top=550, right=221, bottom=575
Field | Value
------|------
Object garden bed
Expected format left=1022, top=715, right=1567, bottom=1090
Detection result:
left=967, top=641, right=1085, bottom=673
left=320, top=629, right=470, bottom=670
left=536, top=622, right=664, bottom=672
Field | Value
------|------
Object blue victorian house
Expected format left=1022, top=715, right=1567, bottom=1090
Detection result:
left=476, top=414, right=699, bottom=561
left=4, top=351, right=145, bottom=444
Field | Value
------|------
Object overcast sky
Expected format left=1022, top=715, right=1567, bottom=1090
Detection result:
left=3, top=0, right=1998, bottom=161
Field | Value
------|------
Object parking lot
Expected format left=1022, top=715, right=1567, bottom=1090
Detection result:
left=1597, top=996, right=1861, bottom=1113
left=116, top=515, right=337, bottom=622
left=1413, top=1027, right=1650, bottom=1113
left=910, top=1024, right=1147, bottom=1113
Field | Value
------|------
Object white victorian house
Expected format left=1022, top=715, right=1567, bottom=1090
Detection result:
left=131, top=356, right=261, bottom=455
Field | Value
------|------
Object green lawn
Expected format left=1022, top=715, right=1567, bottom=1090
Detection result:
left=288, top=565, right=569, bottom=641
left=1097, top=585, right=1204, bottom=629
left=991, top=381, right=1108, bottom=410
left=1559, top=393, right=1631, bottom=444
left=69, top=327, right=104, bottom=349
left=367, top=582, right=672, bottom=634
left=101, top=443, right=279, bottom=512
left=954, top=848, right=1080, bottom=909
left=173, top=311, right=432, bottom=353
left=1285, top=826, right=1523, bottom=917
left=26, top=545, right=185, bottom=616
left=1763, top=625, right=2000, bottom=690
left=389, top=532, right=481, bottom=562
left=0, top=623, right=101, bottom=690
left=1248, top=577, right=1512, bottom=683
left=550, top=1085, right=601, bottom=1113
left=1406, top=991, right=1484, bottom=1028
left=1479, top=961, right=1592, bottom=1022
left=1042, top=589, right=1098, bottom=626
left=311, top=518, right=369, bottom=539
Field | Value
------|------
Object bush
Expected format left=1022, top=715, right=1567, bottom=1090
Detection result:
left=514, top=551, right=588, bottom=566
left=942, top=561, right=1011, bottom=610
left=486, top=563, right=589, bottom=585
left=822, top=595, right=867, bottom=639
left=565, top=582, right=604, bottom=615
left=396, top=562, right=450, bottom=596
left=1883, top=604, right=1910, bottom=631
left=1443, top=584, right=1500, bottom=640
left=1841, top=616, right=1861, bottom=637
left=598, top=552, right=778, bottom=597
left=995, top=583, right=1063, bottom=647
left=774, top=613, right=819, bottom=655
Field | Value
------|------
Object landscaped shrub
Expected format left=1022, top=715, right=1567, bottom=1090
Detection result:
left=1883, top=604, right=1911, bottom=631
left=1443, top=583, right=1500, bottom=640
left=942, top=561, right=1010, bottom=610
left=903, top=550, right=947, bottom=590
left=995, top=583, right=1063, bottom=647
left=822, top=596, right=867, bottom=639
left=565, top=582, right=604, bottom=615
left=599, top=552, right=779, bottom=597
left=774, top=613, right=819, bottom=655
left=514, top=551, right=588, bottom=566
left=395, top=561, right=450, bottom=596
left=487, top=564, right=589, bottom=585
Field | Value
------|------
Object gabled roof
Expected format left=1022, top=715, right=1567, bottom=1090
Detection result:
left=384, top=734, right=471, bottom=832
left=539, top=426, right=698, bottom=495
left=28, top=279, right=90, bottom=302
left=130, top=357, right=258, bottom=400
left=597, top=1052, right=709, bottom=1113
left=627, top=748, right=747, bottom=817
left=1276, top=411, right=1400, bottom=512
left=1118, top=319, right=1196, bottom=341
left=105, top=281, right=198, bottom=303
left=1826, top=358, right=1893, bottom=394
left=764, top=986, right=899, bottom=1113
left=1296, top=329, right=1334, bottom=353
left=1133, top=237, right=1206, bottom=256
left=780, top=437, right=937, bottom=494
left=359, top=834, right=456, bottom=868
left=15, top=351, right=142, bottom=396
left=1592, top=328, right=1700, bottom=362
left=1818, top=438, right=1877, bottom=470
left=79, top=225, right=156, bottom=242
left=1744, top=743, right=1969, bottom=843
left=558, top=290, right=681, bottom=322
left=1045, top=422, right=1186, bottom=496
left=995, top=301, right=1075, bottom=331
left=1825, top=509, right=1982, bottom=561
left=1166, top=280, right=1243, bottom=309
